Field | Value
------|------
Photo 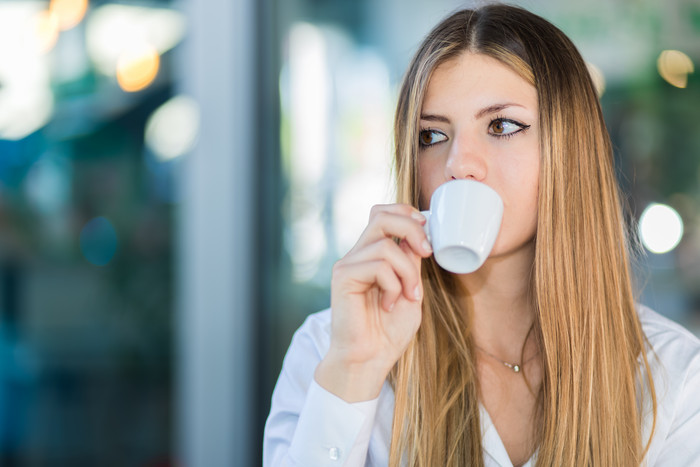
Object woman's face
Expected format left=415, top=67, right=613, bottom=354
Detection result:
left=418, top=52, right=540, bottom=264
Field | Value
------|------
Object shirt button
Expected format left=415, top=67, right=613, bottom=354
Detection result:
left=329, top=447, right=340, bottom=461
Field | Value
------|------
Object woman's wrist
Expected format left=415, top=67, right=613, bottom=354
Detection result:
left=314, top=351, right=391, bottom=403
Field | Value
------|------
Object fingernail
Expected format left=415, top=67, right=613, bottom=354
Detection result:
left=422, top=239, right=432, bottom=253
left=388, top=301, right=395, bottom=311
left=411, top=211, right=426, bottom=223
left=414, top=286, right=422, bottom=301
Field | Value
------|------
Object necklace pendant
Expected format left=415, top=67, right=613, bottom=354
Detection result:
left=512, top=365, right=521, bottom=373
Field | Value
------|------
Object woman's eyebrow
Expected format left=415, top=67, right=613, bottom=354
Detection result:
left=421, top=103, right=527, bottom=123
left=420, top=114, right=450, bottom=123
left=474, top=103, right=525, bottom=119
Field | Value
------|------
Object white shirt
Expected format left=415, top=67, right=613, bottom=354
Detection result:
left=263, top=305, right=700, bottom=466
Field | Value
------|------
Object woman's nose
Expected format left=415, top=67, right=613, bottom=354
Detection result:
left=444, top=135, right=487, bottom=181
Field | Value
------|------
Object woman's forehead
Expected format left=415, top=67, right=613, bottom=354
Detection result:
left=422, top=53, right=537, bottom=117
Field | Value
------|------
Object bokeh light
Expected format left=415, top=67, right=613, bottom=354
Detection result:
left=116, top=44, right=160, bottom=92
left=586, top=62, right=606, bottom=97
left=657, top=50, right=695, bottom=89
left=80, top=217, right=118, bottom=266
left=145, top=95, right=200, bottom=161
left=639, top=203, right=684, bottom=254
left=0, top=4, right=55, bottom=140
left=32, top=9, right=60, bottom=54
left=286, top=23, right=330, bottom=282
left=24, top=157, right=72, bottom=214
left=86, top=4, right=185, bottom=76
left=49, top=0, right=88, bottom=31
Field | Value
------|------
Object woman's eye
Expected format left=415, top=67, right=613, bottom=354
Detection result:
left=419, top=129, right=448, bottom=147
left=488, top=118, right=530, bottom=138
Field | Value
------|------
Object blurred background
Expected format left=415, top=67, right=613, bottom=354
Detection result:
left=0, top=0, right=697, bottom=465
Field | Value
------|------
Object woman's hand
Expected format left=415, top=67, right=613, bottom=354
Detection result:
left=314, top=204, right=433, bottom=402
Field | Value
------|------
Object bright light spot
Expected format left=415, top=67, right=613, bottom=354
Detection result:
left=639, top=203, right=684, bottom=254
left=332, top=49, right=393, bottom=256
left=24, top=157, right=72, bottom=214
left=288, top=212, right=327, bottom=282
left=116, top=44, right=160, bottom=92
left=86, top=4, right=186, bottom=76
left=49, top=0, right=88, bottom=31
left=657, top=50, right=694, bottom=89
left=334, top=174, right=391, bottom=256
left=0, top=89, right=53, bottom=140
left=32, top=10, right=60, bottom=53
left=80, top=217, right=118, bottom=266
left=145, top=95, right=200, bottom=161
left=288, top=23, right=329, bottom=184
left=0, top=3, right=54, bottom=140
left=284, top=23, right=332, bottom=282
left=586, top=62, right=606, bottom=97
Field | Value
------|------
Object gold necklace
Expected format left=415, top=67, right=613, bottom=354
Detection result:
left=475, top=345, right=539, bottom=373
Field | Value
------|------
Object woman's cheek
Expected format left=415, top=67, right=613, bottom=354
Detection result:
left=418, top=160, right=441, bottom=208
left=489, top=205, right=537, bottom=257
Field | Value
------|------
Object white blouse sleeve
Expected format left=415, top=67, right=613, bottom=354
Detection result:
left=263, top=311, right=380, bottom=467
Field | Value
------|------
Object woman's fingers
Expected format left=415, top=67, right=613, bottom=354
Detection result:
left=341, top=237, right=421, bottom=304
left=333, top=259, right=406, bottom=311
left=323, top=204, right=428, bottom=386
left=334, top=203, right=431, bottom=311
left=368, top=203, right=424, bottom=221
left=353, top=204, right=432, bottom=259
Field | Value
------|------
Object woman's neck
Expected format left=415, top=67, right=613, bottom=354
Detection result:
left=456, top=241, right=537, bottom=361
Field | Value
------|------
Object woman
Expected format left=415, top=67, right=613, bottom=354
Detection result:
left=264, top=5, right=700, bottom=466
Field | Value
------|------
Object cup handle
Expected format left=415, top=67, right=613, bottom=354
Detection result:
left=420, top=210, right=431, bottom=244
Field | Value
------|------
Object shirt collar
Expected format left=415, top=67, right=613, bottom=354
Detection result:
left=479, top=405, right=536, bottom=467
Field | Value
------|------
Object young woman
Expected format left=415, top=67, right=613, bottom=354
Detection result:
left=264, top=5, right=700, bottom=466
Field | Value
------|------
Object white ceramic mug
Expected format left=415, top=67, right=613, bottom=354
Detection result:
left=421, top=179, right=503, bottom=274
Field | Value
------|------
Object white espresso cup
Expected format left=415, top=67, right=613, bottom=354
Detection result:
left=421, top=179, right=504, bottom=274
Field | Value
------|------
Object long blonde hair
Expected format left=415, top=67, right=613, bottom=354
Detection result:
left=390, top=5, right=656, bottom=466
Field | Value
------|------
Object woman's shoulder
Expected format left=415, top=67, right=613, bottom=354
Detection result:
left=637, top=306, right=700, bottom=463
left=637, top=304, right=700, bottom=399
left=296, top=308, right=332, bottom=337
left=286, top=308, right=333, bottom=359
left=637, top=304, right=700, bottom=362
